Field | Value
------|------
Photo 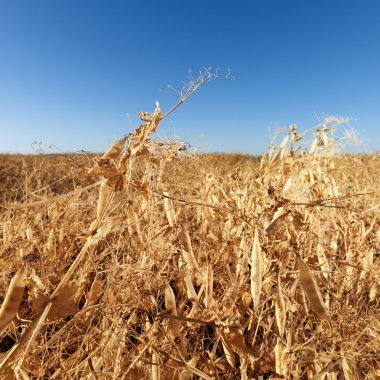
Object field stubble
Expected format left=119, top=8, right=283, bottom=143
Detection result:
left=0, top=106, right=380, bottom=379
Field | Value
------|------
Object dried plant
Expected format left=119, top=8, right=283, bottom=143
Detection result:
left=0, top=75, right=379, bottom=379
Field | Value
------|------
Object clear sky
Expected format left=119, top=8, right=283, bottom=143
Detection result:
left=1, top=1, right=379, bottom=154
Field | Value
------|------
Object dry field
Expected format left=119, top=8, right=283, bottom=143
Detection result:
left=0, top=105, right=380, bottom=379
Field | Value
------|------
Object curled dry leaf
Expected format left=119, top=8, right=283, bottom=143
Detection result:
left=223, top=328, right=247, bottom=358
left=153, top=100, right=163, bottom=124
left=88, top=137, right=126, bottom=176
left=106, top=174, right=124, bottom=191
left=49, top=283, right=78, bottom=321
left=96, top=157, right=124, bottom=191
left=0, top=265, right=27, bottom=336
left=96, top=157, right=119, bottom=180
left=139, top=112, right=154, bottom=122
left=291, top=211, right=305, bottom=231
left=297, top=256, right=331, bottom=322
left=266, top=209, right=289, bottom=235
left=88, top=218, right=113, bottom=246
left=25, top=270, right=46, bottom=295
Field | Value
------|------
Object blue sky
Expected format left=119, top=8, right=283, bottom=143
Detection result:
left=0, top=1, right=379, bottom=154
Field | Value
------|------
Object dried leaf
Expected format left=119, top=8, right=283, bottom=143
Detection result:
left=88, top=218, right=113, bottom=245
left=49, top=283, right=78, bottom=321
left=96, top=157, right=119, bottom=180
left=30, top=284, right=78, bottom=321
left=139, top=112, right=154, bottom=122
left=266, top=209, right=288, bottom=235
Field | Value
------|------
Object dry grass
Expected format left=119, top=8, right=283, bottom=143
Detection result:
left=0, top=106, right=380, bottom=379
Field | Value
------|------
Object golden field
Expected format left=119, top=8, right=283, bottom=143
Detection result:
left=0, top=108, right=380, bottom=379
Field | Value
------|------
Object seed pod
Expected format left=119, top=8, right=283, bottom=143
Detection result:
left=274, top=337, right=284, bottom=375
left=317, top=243, right=330, bottom=280
left=164, top=285, right=181, bottom=341
left=179, top=228, right=199, bottom=274
left=103, top=136, right=127, bottom=160
left=151, top=351, right=161, bottom=380
left=0, top=265, right=27, bottom=336
left=221, top=332, right=236, bottom=368
left=205, top=264, right=214, bottom=308
left=297, top=256, right=331, bottom=322
left=87, top=273, right=103, bottom=305
left=25, top=227, right=33, bottom=242
left=342, top=353, right=359, bottom=380
left=275, top=276, right=286, bottom=337
left=96, top=179, right=111, bottom=220
left=163, top=190, right=176, bottom=227
left=251, top=227, right=263, bottom=309
left=183, top=271, right=198, bottom=302
left=164, top=285, right=177, bottom=315
left=127, top=208, right=142, bottom=242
